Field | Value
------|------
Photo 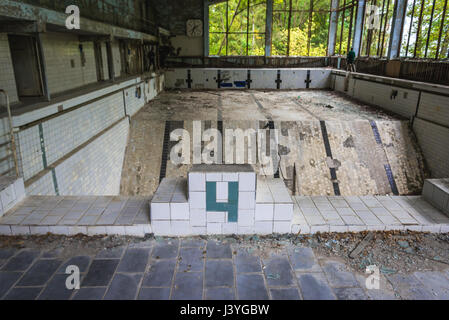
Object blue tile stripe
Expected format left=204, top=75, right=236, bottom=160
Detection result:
left=206, top=181, right=239, bottom=222
left=370, top=121, right=399, bottom=196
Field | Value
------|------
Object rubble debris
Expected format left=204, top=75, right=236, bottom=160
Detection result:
left=349, top=232, right=374, bottom=259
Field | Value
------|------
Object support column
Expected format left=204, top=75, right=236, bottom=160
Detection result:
left=387, top=0, right=407, bottom=59
left=353, top=0, right=366, bottom=57
left=327, top=0, right=340, bottom=56
left=36, top=32, right=50, bottom=101
left=265, top=0, right=273, bottom=57
left=204, top=0, right=210, bottom=57
left=106, top=37, right=115, bottom=82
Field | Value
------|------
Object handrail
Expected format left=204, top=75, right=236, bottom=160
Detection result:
left=0, top=89, right=20, bottom=178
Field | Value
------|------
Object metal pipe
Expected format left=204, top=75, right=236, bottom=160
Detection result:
left=287, top=0, right=293, bottom=56
left=405, top=0, right=416, bottom=57
left=377, top=0, right=386, bottom=56
left=0, top=89, right=20, bottom=178
left=339, top=0, right=346, bottom=54
left=435, top=0, right=448, bottom=59
left=424, top=0, right=437, bottom=57
left=307, top=0, right=314, bottom=56
left=414, top=0, right=425, bottom=57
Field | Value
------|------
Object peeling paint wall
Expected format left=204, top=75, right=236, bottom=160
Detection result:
left=151, top=0, right=204, bottom=57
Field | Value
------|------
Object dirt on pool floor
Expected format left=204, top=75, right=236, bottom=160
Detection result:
left=1, top=231, right=448, bottom=276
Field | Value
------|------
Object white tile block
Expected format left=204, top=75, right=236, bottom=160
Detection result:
left=140, top=224, right=152, bottom=235
left=106, top=226, right=126, bottom=235
left=274, top=203, right=293, bottom=221
left=190, top=208, right=207, bottom=227
left=222, top=223, right=238, bottom=234
left=126, top=226, right=146, bottom=237
left=273, top=221, right=291, bottom=234
left=254, top=221, right=273, bottom=234
left=238, top=226, right=255, bottom=234
left=206, top=173, right=222, bottom=181
left=207, top=222, right=222, bottom=235
left=216, top=182, right=228, bottom=202
left=347, top=225, right=368, bottom=232
left=292, top=224, right=311, bottom=234
left=310, top=225, right=330, bottom=234
left=238, top=210, right=255, bottom=226
left=10, top=225, right=30, bottom=235
left=239, top=172, right=256, bottom=191
left=151, top=203, right=170, bottom=220
left=67, top=226, right=88, bottom=235
left=189, top=172, right=205, bottom=192
left=48, top=226, right=70, bottom=235
left=191, top=226, right=206, bottom=235
left=14, top=178, right=26, bottom=201
left=152, top=220, right=171, bottom=235
left=170, top=203, right=189, bottom=220
left=239, top=192, right=256, bottom=209
left=172, top=220, right=192, bottom=236
left=87, top=226, right=107, bottom=236
left=421, top=225, right=441, bottom=233
left=329, top=225, right=349, bottom=233
left=207, top=211, right=226, bottom=223
left=0, top=225, right=11, bottom=235
left=189, top=192, right=206, bottom=209
left=255, top=203, right=274, bottom=221
left=222, top=173, right=238, bottom=181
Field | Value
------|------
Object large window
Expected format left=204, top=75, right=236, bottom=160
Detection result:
left=401, top=0, right=449, bottom=58
left=271, top=0, right=330, bottom=56
left=207, top=0, right=449, bottom=59
left=334, top=0, right=357, bottom=55
left=359, top=0, right=395, bottom=57
left=209, top=0, right=267, bottom=55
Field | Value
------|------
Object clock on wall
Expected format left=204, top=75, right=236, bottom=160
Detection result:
left=186, top=19, right=203, bottom=37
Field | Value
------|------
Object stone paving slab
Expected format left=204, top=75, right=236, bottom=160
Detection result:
left=0, top=238, right=448, bottom=300
left=0, top=194, right=449, bottom=237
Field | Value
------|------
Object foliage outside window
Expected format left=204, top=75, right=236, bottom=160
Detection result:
left=401, top=0, right=449, bottom=58
left=272, top=0, right=329, bottom=56
left=360, top=0, right=395, bottom=57
left=209, top=0, right=267, bottom=55
left=334, top=0, right=357, bottom=55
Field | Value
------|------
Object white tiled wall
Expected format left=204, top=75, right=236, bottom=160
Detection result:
left=413, top=118, right=449, bottom=178
left=16, top=92, right=126, bottom=181
left=42, top=92, right=125, bottom=166
left=27, top=118, right=129, bottom=196
left=124, top=83, right=145, bottom=117
left=417, top=93, right=449, bottom=128
left=332, top=74, right=419, bottom=118
left=164, top=68, right=332, bottom=90
left=0, top=33, right=18, bottom=104
left=42, top=32, right=97, bottom=95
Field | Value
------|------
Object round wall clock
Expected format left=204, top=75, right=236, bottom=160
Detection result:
left=186, top=19, right=203, bottom=37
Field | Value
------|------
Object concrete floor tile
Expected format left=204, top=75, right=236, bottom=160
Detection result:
left=172, top=272, right=203, bottom=300
left=82, top=259, right=119, bottom=287
left=205, top=260, right=234, bottom=287
left=143, top=259, right=176, bottom=287
left=138, top=287, right=171, bottom=300
left=17, top=259, right=62, bottom=286
left=178, top=247, right=205, bottom=272
left=270, top=288, right=301, bottom=300
left=104, top=273, right=142, bottom=300
left=237, top=274, right=269, bottom=300
left=117, top=248, right=151, bottom=273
